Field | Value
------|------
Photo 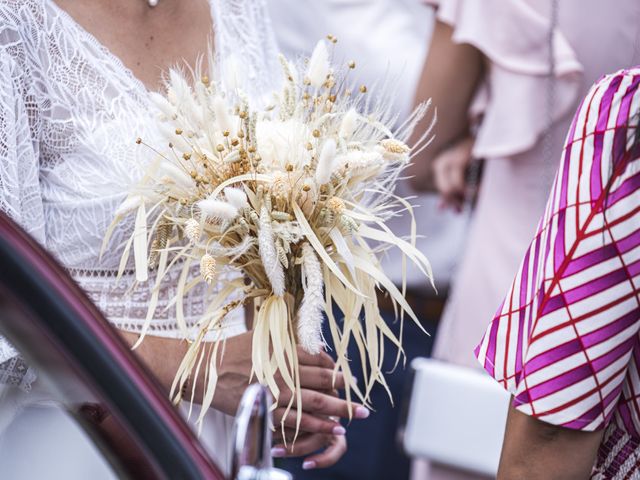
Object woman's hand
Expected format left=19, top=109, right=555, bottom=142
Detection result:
left=272, top=429, right=347, bottom=470
left=213, top=331, right=369, bottom=436
left=432, top=136, right=475, bottom=211
left=120, top=330, right=369, bottom=438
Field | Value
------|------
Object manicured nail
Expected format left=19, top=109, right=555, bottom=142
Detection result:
left=332, top=425, right=346, bottom=435
left=271, top=447, right=287, bottom=458
left=355, top=406, right=370, bottom=419
left=303, top=461, right=317, bottom=470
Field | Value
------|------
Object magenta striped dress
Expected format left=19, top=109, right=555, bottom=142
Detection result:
left=475, top=66, right=640, bottom=478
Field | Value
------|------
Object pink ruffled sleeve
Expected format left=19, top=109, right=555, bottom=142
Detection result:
left=425, top=0, right=583, bottom=159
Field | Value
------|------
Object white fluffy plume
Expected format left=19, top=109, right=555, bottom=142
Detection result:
left=297, top=243, right=325, bottom=354
left=149, top=91, right=177, bottom=118
left=306, top=40, right=330, bottom=89
left=258, top=206, right=285, bottom=296
left=157, top=162, right=194, bottom=190
left=224, top=187, right=249, bottom=210
left=223, top=53, right=248, bottom=92
left=339, top=108, right=359, bottom=139
left=315, top=139, right=337, bottom=185
left=114, top=195, right=142, bottom=217
left=197, top=199, right=239, bottom=221
left=213, top=96, right=234, bottom=133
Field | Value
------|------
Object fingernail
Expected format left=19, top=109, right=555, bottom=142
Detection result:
left=355, top=406, right=370, bottom=419
left=271, top=447, right=287, bottom=458
left=303, top=461, right=317, bottom=470
left=332, top=425, right=346, bottom=435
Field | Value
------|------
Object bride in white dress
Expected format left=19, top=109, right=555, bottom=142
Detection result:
left=0, top=0, right=357, bottom=476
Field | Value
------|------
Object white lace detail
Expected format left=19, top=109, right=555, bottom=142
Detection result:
left=0, top=0, right=280, bottom=389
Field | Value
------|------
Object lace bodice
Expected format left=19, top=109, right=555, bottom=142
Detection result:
left=0, top=0, right=281, bottom=387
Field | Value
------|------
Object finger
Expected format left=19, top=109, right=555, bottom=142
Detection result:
left=298, top=366, right=345, bottom=391
left=273, top=408, right=346, bottom=436
left=272, top=424, right=295, bottom=443
left=441, top=191, right=465, bottom=211
left=272, top=433, right=329, bottom=458
left=440, top=166, right=460, bottom=199
left=297, top=349, right=335, bottom=369
left=274, top=426, right=298, bottom=442
left=450, top=160, right=466, bottom=193
left=433, top=157, right=449, bottom=195
left=302, top=435, right=348, bottom=470
left=298, top=389, right=369, bottom=419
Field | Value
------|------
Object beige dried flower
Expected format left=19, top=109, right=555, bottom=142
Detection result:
left=271, top=172, right=290, bottom=205
left=184, top=218, right=200, bottom=244
left=379, top=139, right=410, bottom=161
left=326, top=196, right=345, bottom=215
left=338, top=214, right=359, bottom=235
left=380, top=139, right=410, bottom=154
left=148, top=222, right=171, bottom=269
left=200, top=254, right=216, bottom=284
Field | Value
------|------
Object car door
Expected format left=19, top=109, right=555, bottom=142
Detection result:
left=0, top=211, right=225, bottom=479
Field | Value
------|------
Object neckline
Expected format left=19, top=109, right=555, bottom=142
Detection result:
left=46, top=0, right=217, bottom=95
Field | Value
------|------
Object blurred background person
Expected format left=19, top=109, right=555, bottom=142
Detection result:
left=268, top=1, right=469, bottom=478
left=408, top=0, right=640, bottom=478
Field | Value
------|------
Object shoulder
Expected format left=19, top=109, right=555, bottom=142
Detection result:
left=572, top=67, right=640, bottom=136
left=563, top=66, right=640, bottom=168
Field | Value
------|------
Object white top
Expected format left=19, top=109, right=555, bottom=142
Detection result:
left=268, top=0, right=469, bottom=290
left=0, top=0, right=280, bottom=388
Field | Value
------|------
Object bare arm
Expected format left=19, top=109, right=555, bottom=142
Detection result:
left=498, top=402, right=603, bottom=480
left=408, top=19, right=484, bottom=191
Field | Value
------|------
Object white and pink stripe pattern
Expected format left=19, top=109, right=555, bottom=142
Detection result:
left=475, top=66, right=640, bottom=477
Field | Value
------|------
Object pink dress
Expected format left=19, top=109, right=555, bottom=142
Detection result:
left=415, top=1, right=640, bottom=479
left=477, top=66, right=640, bottom=478
left=427, top=0, right=640, bottom=370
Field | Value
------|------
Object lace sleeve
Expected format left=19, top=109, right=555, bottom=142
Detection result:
left=0, top=25, right=44, bottom=390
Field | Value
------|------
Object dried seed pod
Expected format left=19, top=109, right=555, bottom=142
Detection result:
left=326, top=196, right=345, bottom=215
left=148, top=239, right=161, bottom=270
left=276, top=240, right=289, bottom=269
left=380, top=138, right=410, bottom=155
left=237, top=217, right=250, bottom=235
left=271, top=210, right=293, bottom=222
left=317, top=207, right=334, bottom=227
left=148, top=222, right=171, bottom=268
left=184, top=218, right=200, bottom=244
left=271, top=172, right=290, bottom=205
left=338, top=214, right=359, bottom=235
left=249, top=210, right=260, bottom=225
left=379, top=138, right=411, bottom=162
left=200, top=254, right=216, bottom=284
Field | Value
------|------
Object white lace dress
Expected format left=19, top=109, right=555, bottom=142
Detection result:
left=0, top=0, right=280, bottom=476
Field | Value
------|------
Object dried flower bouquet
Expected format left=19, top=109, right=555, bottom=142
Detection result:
left=106, top=38, right=434, bottom=433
